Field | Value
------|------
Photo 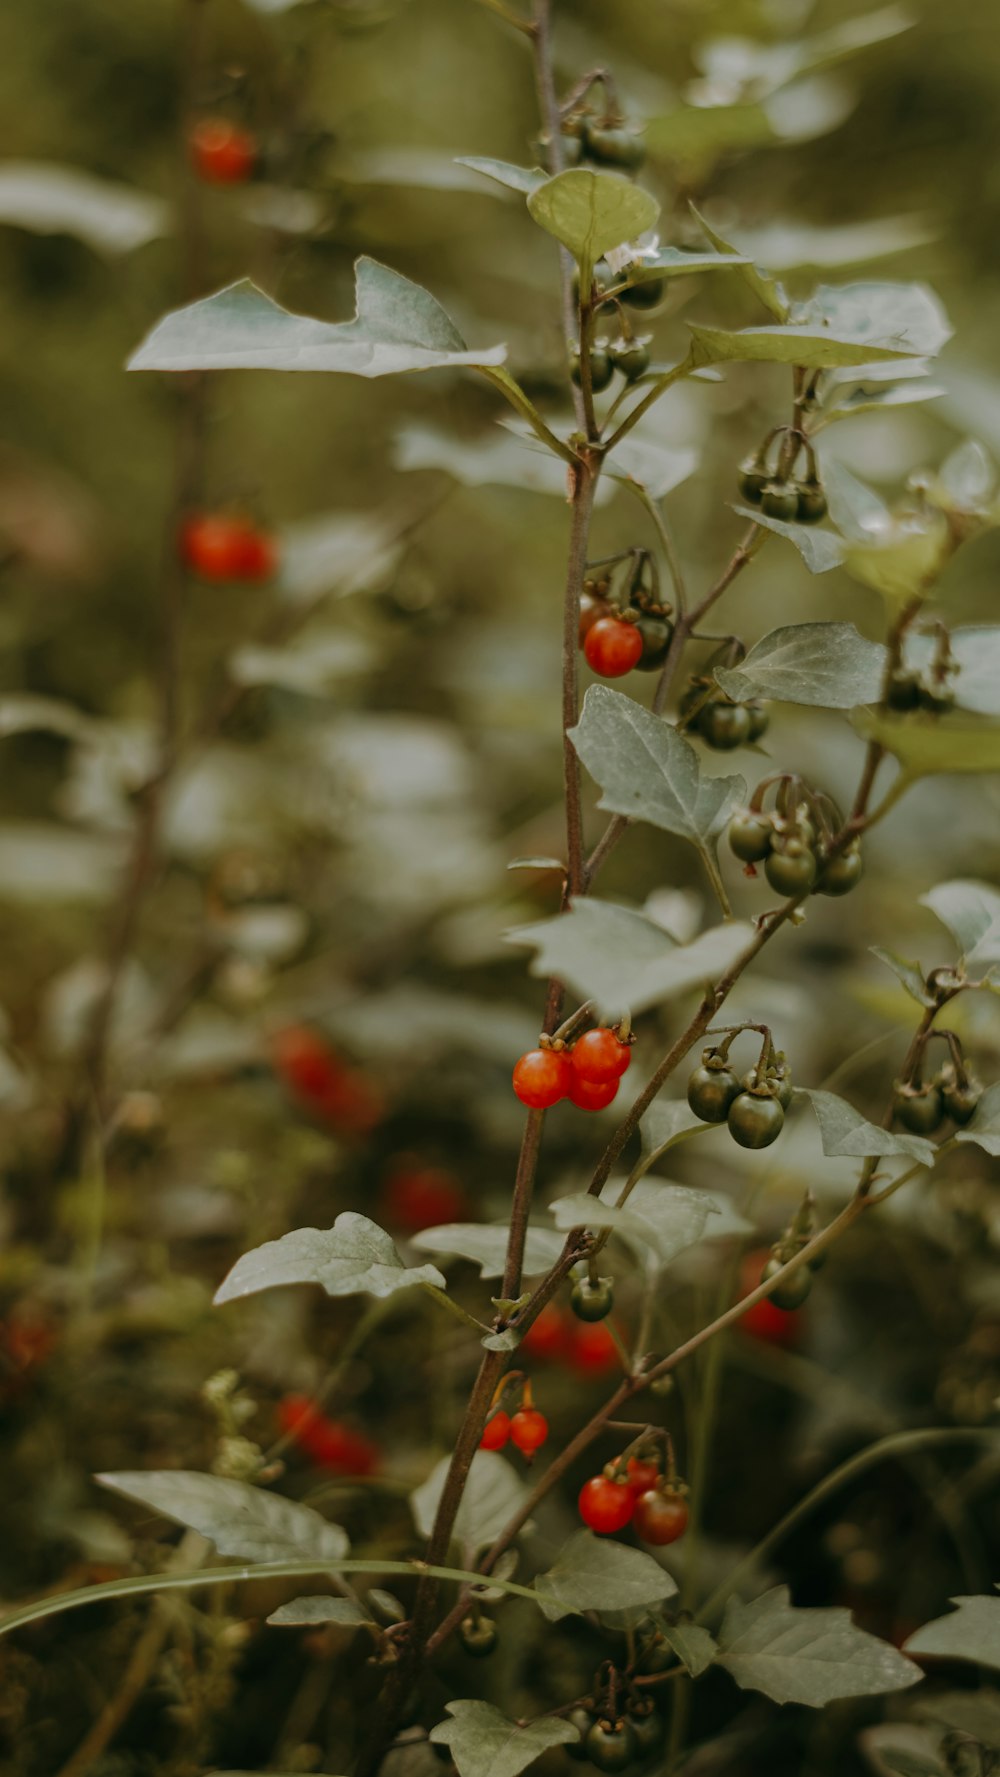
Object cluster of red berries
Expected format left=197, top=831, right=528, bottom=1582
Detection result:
left=277, top=1394, right=380, bottom=1476
left=270, top=1025, right=385, bottom=1137
left=480, top=1382, right=549, bottom=1459
left=578, top=1455, right=689, bottom=1545
left=179, top=512, right=278, bottom=584
left=513, top=1026, right=631, bottom=1112
left=579, top=572, right=673, bottom=683
left=189, top=117, right=258, bottom=185
left=520, top=1302, right=619, bottom=1375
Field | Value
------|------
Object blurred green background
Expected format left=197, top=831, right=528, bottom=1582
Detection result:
left=1, top=1, right=1000, bottom=1774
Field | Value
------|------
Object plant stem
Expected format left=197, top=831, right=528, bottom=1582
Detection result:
left=563, top=455, right=600, bottom=899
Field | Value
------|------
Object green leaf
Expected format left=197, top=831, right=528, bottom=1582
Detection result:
left=727, top=216, right=934, bottom=273
left=128, top=260, right=506, bottom=378
left=718, top=1586, right=922, bottom=1705
left=919, top=879, right=1000, bottom=961
left=621, top=246, right=751, bottom=285
left=825, top=379, right=945, bottom=423
left=392, top=424, right=593, bottom=500
left=569, top=685, right=745, bottom=866
left=411, top=1452, right=528, bottom=1559
left=660, top=1621, right=719, bottom=1677
left=0, top=694, right=98, bottom=742
left=907, top=627, right=1000, bottom=717
left=549, top=1179, right=719, bottom=1269
left=639, top=1097, right=707, bottom=1161
left=213, top=1214, right=446, bottom=1306
left=853, top=711, right=1000, bottom=779
left=277, top=508, right=407, bottom=607
left=230, top=631, right=373, bottom=695
left=694, top=5, right=914, bottom=100
left=841, top=513, right=953, bottom=607
left=508, top=900, right=754, bottom=1020
left=797, top=1087, right=936, bottom=1167
left=339, top=150, right=521, bottom=197
left=527, top=169, right=659, bottom=270
left=609, top=438, right=699, bottom=501
left=904, top=1593, right=1000, bottom=1671
left=0, top=161, right=168, bottom=255
left=646, top=104, right=775, bottom=183
left=267, top=1595, right=372, bottom=1627
left=409, top=1223, right=565, bottom=1280
left=823, top=460, right=892, bottom=542
left=97, top=1471, right=349, bottom=1563
left=715, top=623, right=884, bottom=709
left=430, top=1701, right=579, bottom=1777
left=919, top=1689, right=1000, bottom=1750
left=729, top=506, right=843, bottom=574
left=794, top=282, right=951, bottom=360
left=688, top=322, right=915, bottom=372
left=534, top=1531, right=677, bottom=1623
left=876, top=1744, right=946, bottom=1777
left=870, top=948, right=936, bottom=1007
left=456, top=157, right=546, bottom=196
left=955, top=1084, right=1000, bottom=1157
left=688, top=204, right=789, bottom=321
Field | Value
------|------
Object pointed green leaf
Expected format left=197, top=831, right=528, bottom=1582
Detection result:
left=128, top=260, right=506, bottom=377
left=527, top=169, right=659, bottom=267
left=410, top=1223, right=565, bottom=1280
left=214, top=1214, right=446, bottom=1305
left=870, top=948, right=936, bottom=1007
left=640, top=1097, right=707, bottom=1159
left=688, top=204, right=789, bottom=320
left=853, top=711, right=1000, bottom=779
left=715, top=623, right=885, bottom=709
left=823, top=460, right=892, bottom=542
left=508, top=900, right=754, bottom=1019
left=0, top=161, right=168, bottom=254
left=798, top=1087, right=936, bottom=1166
left=621, top=246, right=751, bottom=285
left=534, top=1531, right=677, bottom=1622
left=267, top=1596, right=372, bottom=1627
left=729, top=506, right=843, bottom=574
left=430, top=1702, right=579, bottom=1777
left=660, top=1621, right=719, bottom=1677
left=904, top=1593, right=1000, bottom=1671
left=955, top=1083, right=1000, bottom=1157
left=719, top=1586, right=922, bottom=1705
left=569, top=685, right=745, bottom=861
left=457, top=157, right=546, bottom=196
left=411, top=1453, right=528, bottom=1557
left=97, top=1471, right=349, bottom=1562
left=919, top=879, right=1000, bottom=961
left=794, top=282, right=951, bottom=359
left=549, top=1179, right=719, bottom=1268
left=688, top=322, right=915, bottom=372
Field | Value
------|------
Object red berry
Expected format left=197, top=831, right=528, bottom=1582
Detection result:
left=316, top=1068, right=385, bottom=1137
left=512, top=1048, right=572, bottom=1109
left=271, top=1026, right=344, bottom=1103
left=568, top=1073, right=620, bottom=1111
left=179, top=513, right=277, bottom=583
left=509, top=1407, right=549, bottom=1456
left=568, top=1321, right=619, bottom=1375
left=625, top=1457, right=661, bottom=1497
left=381, top=1163, right=467, bottom=1234
left=584, top=617, right=643, bottom=679
left=578, top=1474, right=636, bottom=1534
left=479, top=1410, right=511, bottom=1451
left=633, top=1488, right=689, bottom=1546
left=738, top=1249, right=803, bottom=1348
left=519, top=1303, right=571, bottom=1363
left=190, top=117, right=257, bottom=184
left=277, top=1395, right=379, bottom=1475
left=571, top=1028, right=632, bottom=1084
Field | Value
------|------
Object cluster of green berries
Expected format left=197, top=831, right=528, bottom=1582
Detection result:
left=738, top=426, right=827, bottom=525
left=512, top=1025, right=632, bottom=1112
left=560, top=104, right=647, bottom=172
left=679, top=676, right=769, bottom=750
left=892, top=1061, right=983, bottom=1135
left=566, top=1702, right=664, bottom=1772
left=687, top=1041, right=792, bottom=1150
left=570, top=263, right=665, bottom=392
left=579, top=553, right=674, bottom=680
left=728, top=779, right=864, bottom=899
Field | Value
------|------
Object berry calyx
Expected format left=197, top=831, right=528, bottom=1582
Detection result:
left=578, top=1473, right=636, bottom=1534
left=727, top=1090, right=785, bottom=1149
left=512, top=1047, right=572, bottom=1109
left=584, top=616, right=643, bottom=679
left=190, top=117, right=257, bottom=184
left=633, top=1486, right=689, bottom=1546
left=479, top=1409, right=511, bottom=1451
left=571, top=1027, right=632, bottom=1083
left=509, top=1406, right=549, bottom=1456
left=568, top=1073, right=621, bottom=1111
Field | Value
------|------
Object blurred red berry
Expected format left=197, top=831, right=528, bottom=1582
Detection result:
left=567, top=1320, right=619, bottom=1375
left=190, top=117, right=257, bottom=184
left=180, top=513, right=277, bottom=583
left=519, top=1303, right=571, bottom=1364
left=277, top=1394, right=379, bottom=1475
left=738, top=1249, right=804, bottom=1347
left=381, top=1163, right=468, bottom=1233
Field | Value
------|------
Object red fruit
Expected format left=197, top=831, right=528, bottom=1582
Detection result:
left=519, top=1303, right=571, bottom=1363
left=634, top=1488, right=689, bottom=1546
left=179, top=513, right=277, bottom=583
left=579, top=1474, right=636, bottom=1534
left=568, top=1321, right=620, bottom=1376
left=381, top=1163, right=467, bottom=1234
left=584, top=617, right=643, bottom=679
left=568, top=1073, right=620, bottom=1111
left=738, top=1249, right=803, bottom=1347
left=316, top=1068, right=385, bottom=1137
left=512, top=1048, right=572, bottom=1109
left=190, top=117, right=257, bottom=184
left=625, top=1457, right=661, bottom=1497
left=277, top=1395, right=379, bottom=1475
left=571, top=1028, right=632, bottom=1084
left=509, top=1407, right=549, bottom=1456
left=271, top=1026, right=344, bottom=1103
left=479, top=1410, right=511, bottom=1451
